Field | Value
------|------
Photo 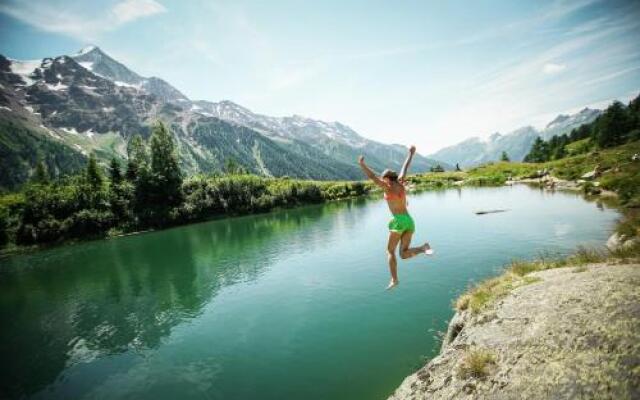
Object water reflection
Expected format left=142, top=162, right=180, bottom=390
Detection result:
left=0, top=199, right=369, bottom=398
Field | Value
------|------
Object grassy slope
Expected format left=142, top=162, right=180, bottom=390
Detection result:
left=0, top=119, right=87, bottom=190
left=409, top=140, right=640, bottom=204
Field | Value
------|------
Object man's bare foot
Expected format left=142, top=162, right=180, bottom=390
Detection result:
left=386, top=279, right=399, bottom=290
left=422, top=242, right=434, bottom=255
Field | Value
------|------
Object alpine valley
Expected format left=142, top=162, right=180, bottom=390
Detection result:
left=0, top=46, right=447, bottom=189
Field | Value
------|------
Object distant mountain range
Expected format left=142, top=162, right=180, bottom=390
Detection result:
left=0, top=46, right=445, bottom=189
left=428, top=108, right=602, bottom=167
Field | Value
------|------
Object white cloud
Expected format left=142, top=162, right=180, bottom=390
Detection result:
left=542, top=62, right=567, bottom=74
left=111, top=0, right=166, bottom=24
left=0, top=0, right=166, bottom=40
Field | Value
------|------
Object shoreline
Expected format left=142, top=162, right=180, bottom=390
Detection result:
left=0, top=176, right=624, bottom=258
left=0, top=193, right=375, bottom=258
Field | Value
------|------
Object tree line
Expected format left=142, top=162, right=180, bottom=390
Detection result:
left=0, top=122, right=370, bottom=248
left=524, top=94, right=640, bottom=163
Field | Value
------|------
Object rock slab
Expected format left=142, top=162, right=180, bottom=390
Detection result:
left=388, top=263, right=640, bottom=400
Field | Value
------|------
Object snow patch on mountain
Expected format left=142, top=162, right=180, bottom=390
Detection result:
left=46, top=82, right=68, bottom=91
left=39, top=125, right=61, bottom=140
left=113, top=81, right=140, bottom=88
left=1, top=46, right=445, bottom=181
left=78, top=61, right=94, bottom=71
left=9, top=59, right=41, bottom=85
left=541, top=108, right=601, bottom=140
left=197, top=100, right=369, bottom=148
left=62, top=127, right=80, bottom=135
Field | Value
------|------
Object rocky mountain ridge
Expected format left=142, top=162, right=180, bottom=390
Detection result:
left=0, top=46, right=443, bottom=188
left=428, top=108, right=601, bottom=167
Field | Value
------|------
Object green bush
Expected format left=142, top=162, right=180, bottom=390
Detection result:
left=62, top=210, right=114, bottom=238
left=16, top=216, right=62, bottom=245
left=175, top=176, right=368, bottom=226
left=1, top=118, right=376, bottom=249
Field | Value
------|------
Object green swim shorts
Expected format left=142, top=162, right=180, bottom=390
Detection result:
left=388, top=213, right=415, bottom=233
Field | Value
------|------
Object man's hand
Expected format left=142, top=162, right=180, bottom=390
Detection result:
left=358, top=155, right=365, bottom=165
left=409, top=145, right=416, bottom=155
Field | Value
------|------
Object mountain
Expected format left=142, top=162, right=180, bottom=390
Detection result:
left=193, top=100, right=446, bottom=174
left=0, top=46, right=444, bottom=189
left=541, top=107, right=601, bottom=140
left=71, top=45, right=189, bottom=103
left=428, top=109, right=601, bottom=167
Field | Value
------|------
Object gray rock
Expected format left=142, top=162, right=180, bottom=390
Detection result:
left=388, top=263, right=640, bottom=399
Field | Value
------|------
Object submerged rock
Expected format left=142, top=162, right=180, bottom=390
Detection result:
left=388, top=263, right=640, bottom=399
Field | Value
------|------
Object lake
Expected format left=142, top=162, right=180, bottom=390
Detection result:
left=0, top=185, right=619, bottom=399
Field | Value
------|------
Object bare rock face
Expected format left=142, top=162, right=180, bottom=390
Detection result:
left=388, top=263, right=640, bottom=400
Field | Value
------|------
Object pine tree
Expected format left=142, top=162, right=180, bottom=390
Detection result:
left=126, top=134, right=148, bottom=181
left=109, top=157, right=133, bottom=224
left=552, top=145, right=566, bottom=160
left=224, top=158, right=245, bottom=174
left=149, top=122, right=183, bottom=206
left=32, top=160, right=49, bottom=184
left=500, top=151, right=510, bottom=162
left=627, top=95, right=640, bottom=129
left=109, top=157, right=122, bottom=184
left=595, top=101, right=632, bottom=148
left=125, top=159, right=138, bottom=181
left=524, top=137, right=549, bottom=163
left=86, top=152, right=103, bottom=189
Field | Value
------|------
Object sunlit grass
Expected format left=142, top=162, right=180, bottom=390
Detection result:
left=455, top=243, right=638, bottom=314
left=457, top=348, right=496, bottom=379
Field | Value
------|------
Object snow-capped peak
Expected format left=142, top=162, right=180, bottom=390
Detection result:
left=546, top=114, right=570, bottom=129
left=75, top=45, right=98, bottom=56
left=544, top=107, right=600, bottom=131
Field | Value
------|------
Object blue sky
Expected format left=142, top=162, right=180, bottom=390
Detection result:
left=1, top=0, right=639, bottom=152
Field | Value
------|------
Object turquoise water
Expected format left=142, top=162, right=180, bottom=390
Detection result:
left=0, top=185, right=619, bottom=399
